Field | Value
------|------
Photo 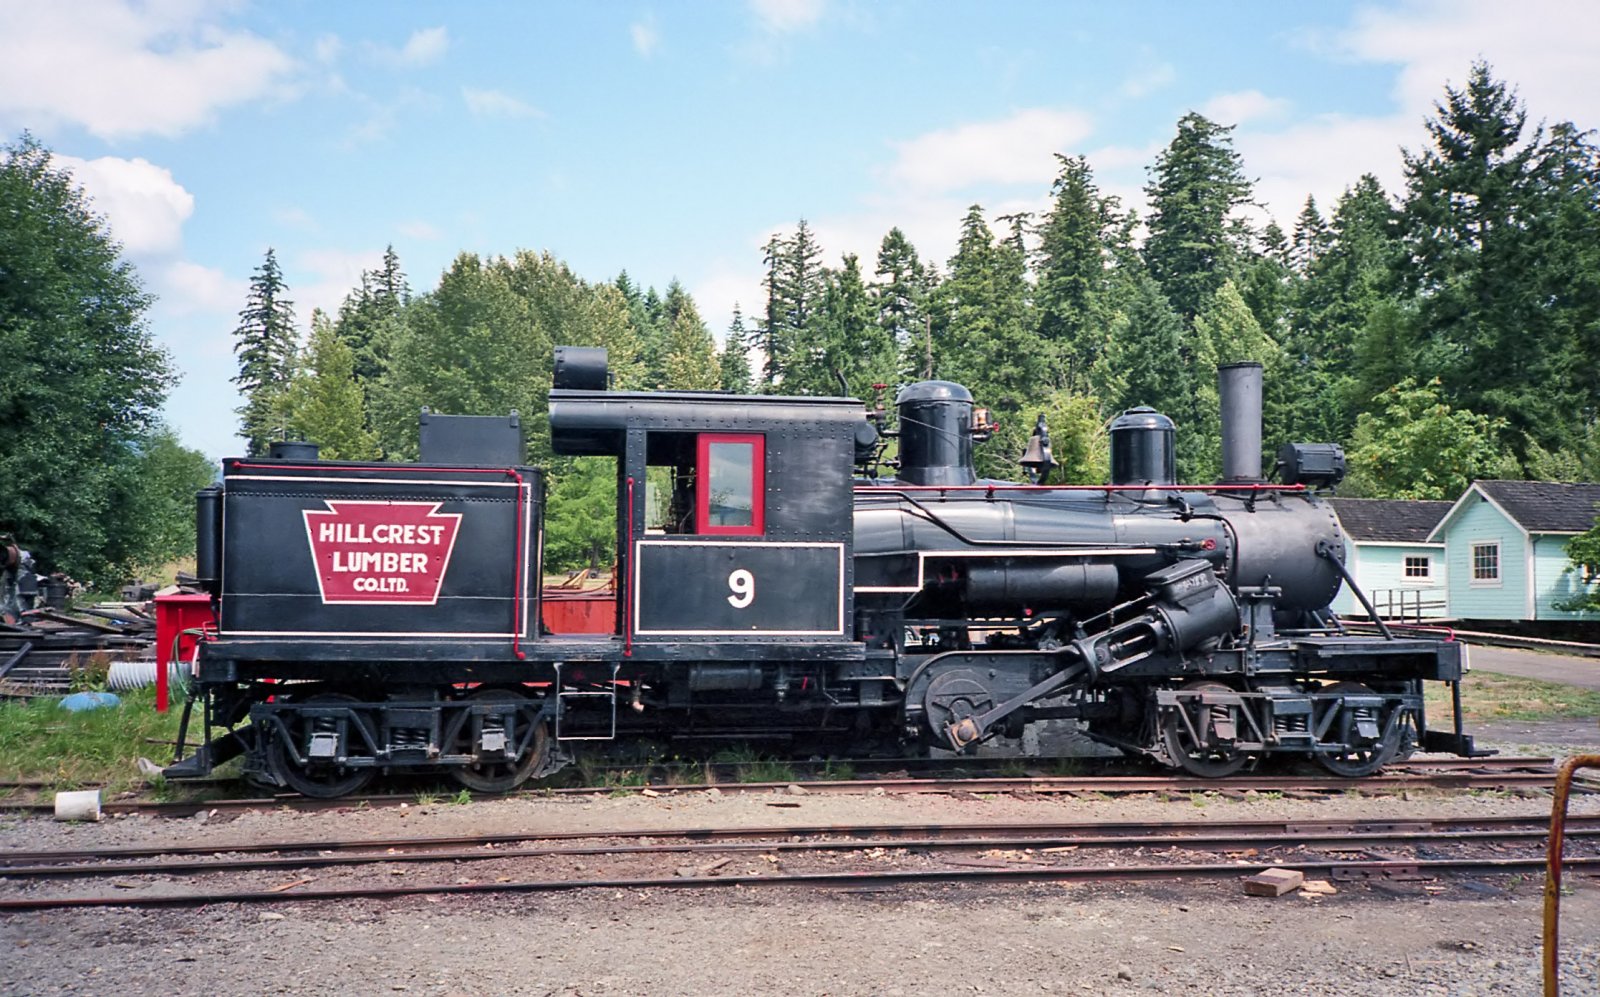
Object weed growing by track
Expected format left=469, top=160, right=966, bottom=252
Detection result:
left=711, top=745, right=796, bottom=783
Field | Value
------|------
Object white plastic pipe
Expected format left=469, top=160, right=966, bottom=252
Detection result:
left=54, top=789, right=102, bottom=822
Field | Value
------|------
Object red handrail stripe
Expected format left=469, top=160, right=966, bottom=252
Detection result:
left=853, top=483, right=1306, bottom=494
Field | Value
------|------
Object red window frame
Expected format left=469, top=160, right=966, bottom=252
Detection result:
left=696, top=433, right=765, bottom=536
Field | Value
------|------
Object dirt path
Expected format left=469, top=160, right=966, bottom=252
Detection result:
left=1467, top=644, right=1600, bottom=689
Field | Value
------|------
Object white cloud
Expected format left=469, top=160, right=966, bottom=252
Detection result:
left=50, top=154, right=194, bottom=256
left=631, top=18, right=659, bottom=57
left=314, top=33, right=343, bottom=65
left=1218, top=0, right=1600, bottom=229
left=274, top=206, right=319, bottom=232
left=294, top=247, right=387, bottom=325
left=885, top=108, right=1094, bottom=194
left=1200, top=90, right=1291, bottom=127
left=0, top=0, right=296, bottom=140
left=1235, top=113, right=1412, bottom=226
left=388, top=26, right=449, bottom=67
left=751, top=0, right=826, bottom=33
left=155, top=260, right=247, bottom=318
left=396, top=220, right=441, bottom=241
left=462, top=87, right=543, bottom=119
left=1120, top=62, right=1175, bottom=99
left=1338, top=0, right=1600, bottom=127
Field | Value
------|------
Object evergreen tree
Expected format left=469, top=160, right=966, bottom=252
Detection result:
left=1091, top=274, right=1199, bottom=476
left=1237, top=220, right=1293, bottom=343
left=1293, top=175, right=1401, bottom=442
left=782, top=219, right=825, bottom=337
left=1142, top=112, right=1254, bottom=324
left=1035, top=155, right=1123, bottom=389
left=719, top=306, right=753, bottom=393
left=543, top=457, right=617, bottom=572
left=232, top=247, right=297, bottom=456
left=788, top=254, right=894, bottom=398
left=756, top=232, right=788, bottom=388
left=1396, top=62, right=1600, bottom=461
left=495, top=250, right=643, bottom=394
left=284, top=309, right=379, bottom=460
left=929, top=207, right=1046, bottom=476
left=1191, top=280, right=1285, bottom=477
left=872, top=227, right=934, bottom=380
left=637, top=284, right=668, bottom=388
left=334, top=244, right=409, bottom=391
left=375, top=244, right=408, bottom=305
left=660, top=293, right=719, bottom=390
left=1289, top=196, right=1330, bottom=273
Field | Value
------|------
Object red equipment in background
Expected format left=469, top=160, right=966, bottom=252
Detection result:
left=154, top=592, right=214, bottom=712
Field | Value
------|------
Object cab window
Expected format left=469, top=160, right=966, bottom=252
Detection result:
left=697, top=434, right=764, bottom=535
left=643, top=432, right=765, bottom=537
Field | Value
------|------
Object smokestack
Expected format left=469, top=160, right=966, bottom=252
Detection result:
left=1217, top=362, right=1263, bottom=482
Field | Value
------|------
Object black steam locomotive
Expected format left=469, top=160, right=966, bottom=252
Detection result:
left=166, top=350, right=1486, bottom=796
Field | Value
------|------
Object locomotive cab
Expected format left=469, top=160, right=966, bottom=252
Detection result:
left=548, top=348, right=867, bottom=650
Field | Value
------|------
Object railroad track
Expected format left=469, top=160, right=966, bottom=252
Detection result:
left=1, top=813, right=1595, bottom=911
left=0, top=756, right=1568, bottom=817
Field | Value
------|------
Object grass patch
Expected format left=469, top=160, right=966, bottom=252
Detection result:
left=663, top=760, right=709, bottom=786
left=1425, top=672, right=1600, bottom=722
left=819, top=759, right=856, bottom=781
left=711, top=745, right=796, bottom=784
left=0, top=686, right=188, bottom=795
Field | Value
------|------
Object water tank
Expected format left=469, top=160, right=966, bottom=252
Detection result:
left=896, top=381, right=977, bottom=486
left=1109, top=407, right=1175, bottom=486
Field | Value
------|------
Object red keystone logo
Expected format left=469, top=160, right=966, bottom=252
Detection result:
left=302, top=501, right=463, bottom=605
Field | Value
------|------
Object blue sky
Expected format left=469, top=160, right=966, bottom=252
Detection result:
left=3, top=0, right=1598, bottom=460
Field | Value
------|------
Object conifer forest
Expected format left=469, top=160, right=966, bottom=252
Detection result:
left=5, top=63, right=1600, bottom=579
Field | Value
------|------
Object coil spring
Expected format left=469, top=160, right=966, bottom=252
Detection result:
left=1275, top=714, right=1309, bottom=735
left=391, top=728, right=428, bottom=752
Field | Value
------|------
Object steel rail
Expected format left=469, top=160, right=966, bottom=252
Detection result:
left=0, top=756, right=1555, bottom=796
left=0, top=752, right=1548, bottom=790
left=0, top=767, right=1566, bottom=819
left=3, top=855, right=1597, bottom=912
left=5, top=813, right=1594, bottom=866
left=3, top=824, right=1595, bottom=881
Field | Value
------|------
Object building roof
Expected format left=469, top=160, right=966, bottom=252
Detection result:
left=1325, top=498, right=1453, bottom=543
left=1473, top=480, right=1600, bottom=534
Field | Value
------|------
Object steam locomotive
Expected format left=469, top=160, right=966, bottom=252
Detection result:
left=165, top=349, right=1486, bottom=796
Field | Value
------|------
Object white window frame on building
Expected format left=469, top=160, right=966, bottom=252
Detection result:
left=1402, top=555, right=1432, bottom=581
left=1470, top=541, right=1501, bottom=585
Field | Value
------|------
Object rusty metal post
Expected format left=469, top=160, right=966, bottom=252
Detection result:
left=1545, top=754, right=1600, bottom=997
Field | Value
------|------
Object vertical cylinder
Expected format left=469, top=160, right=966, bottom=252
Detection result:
left=895, top=381, right=977, bottom=486
left=1109, top=407, right=1176, bottom=486
left=1217, top=362, right=1264, bottom=482
left=195, top=484, right=222, bottom=592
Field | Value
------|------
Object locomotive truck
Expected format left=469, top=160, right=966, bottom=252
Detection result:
left=164, top=350, right=1486, bottom=796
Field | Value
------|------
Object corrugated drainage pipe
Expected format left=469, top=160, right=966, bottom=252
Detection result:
left=106, top=659, right=187, bottom=693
